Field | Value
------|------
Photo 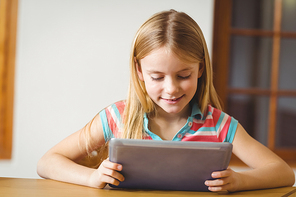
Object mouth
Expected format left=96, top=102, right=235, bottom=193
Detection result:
left=162, top=95, right=184, bottom=103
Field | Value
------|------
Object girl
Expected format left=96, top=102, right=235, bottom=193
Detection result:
left=37, top=10, right=295, bottom=192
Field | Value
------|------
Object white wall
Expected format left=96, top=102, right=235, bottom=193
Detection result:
left=0, top=0, right=214, bottom=178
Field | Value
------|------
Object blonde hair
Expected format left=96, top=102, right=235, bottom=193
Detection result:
left=122, top=9, right=221, bottom=139
left=79, top=10, right=222, bottom=167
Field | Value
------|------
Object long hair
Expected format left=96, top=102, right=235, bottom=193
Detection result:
left=80, top=10, right=222, bottom=167
left=122, top=9, right=221, bottom=139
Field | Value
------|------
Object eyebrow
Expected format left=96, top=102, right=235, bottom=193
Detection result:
left=146, top=67, right=194, bottom=74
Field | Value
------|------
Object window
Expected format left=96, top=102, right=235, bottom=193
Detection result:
left=212, top=0, right=296, bottom=163
left=0, top=0, right=18, bottom=159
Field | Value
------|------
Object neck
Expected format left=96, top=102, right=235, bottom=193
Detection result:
left=154, top=104, right=191, bottom=122
left=148, top=104, right=191, bottom=140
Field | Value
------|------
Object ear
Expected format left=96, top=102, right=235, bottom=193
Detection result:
left=135, top=57, right=144, bottom=81
left=198, top=61, right=204, bottom=78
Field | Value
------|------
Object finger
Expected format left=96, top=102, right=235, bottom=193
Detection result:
left=99, top=167, right=125, bottom=182
left=101, top=159, right=123, bottom=171
left=99, top=174, right=121, bottom=186
left=211, top=169, right=232, bottom=179
left=205, top=177, right=230, bottom=187
left=208, top=185, right=230, bottom=193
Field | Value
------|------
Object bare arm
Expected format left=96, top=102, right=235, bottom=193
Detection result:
left=37, top=114, right=124, bottom=188
left=205, top=123, right=295, bottom=192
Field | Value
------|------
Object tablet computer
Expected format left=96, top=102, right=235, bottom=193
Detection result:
left=109, top=138, right=232, bottom=191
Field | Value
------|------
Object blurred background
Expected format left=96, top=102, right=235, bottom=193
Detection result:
left=0, top=0, right=214, bottom=179
left=0, top=0, right=295, bottom=185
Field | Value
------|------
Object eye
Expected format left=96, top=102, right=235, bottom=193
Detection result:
left=150, top=74, right=164, bottom=81
left=178, top=74, right=191, bottom=79
left=151, top=76, right=164, bottom=81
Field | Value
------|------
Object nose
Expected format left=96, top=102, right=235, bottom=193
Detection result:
left=164, top=77, right=179, bottom=95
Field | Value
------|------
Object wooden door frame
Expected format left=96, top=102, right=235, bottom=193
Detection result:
left=212, top=0, right=232, bottom=111
left=0, top=0, right=18, bottom=159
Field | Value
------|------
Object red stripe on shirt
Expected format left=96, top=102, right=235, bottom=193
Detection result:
left=218, top=116, right=232, bottom=142
left=181, top=135, right=220, bottom=142
left=211, top=107, right=222, bottom=127
left=115, top=101, right=125, bottom=116
left=105, top=107, right=119, bottom=137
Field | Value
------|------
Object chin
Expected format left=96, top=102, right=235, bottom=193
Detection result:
left=160, top=106, right=185, bottom=114
left=154, top=99, right=190, bottom=115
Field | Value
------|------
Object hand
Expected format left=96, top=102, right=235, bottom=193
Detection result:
left=204, top=168, right=241, bottom=192
left=88, top=158, right=125, bottom=188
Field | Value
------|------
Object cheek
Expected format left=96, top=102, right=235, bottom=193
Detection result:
left=142, top=74, right=162, bottom=94
left=182, top=78, right=198, bottom=92
left=144, top=81, right=162, bottom=95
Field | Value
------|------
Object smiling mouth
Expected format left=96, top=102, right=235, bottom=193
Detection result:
left=162, top=95, right=184, bottom=102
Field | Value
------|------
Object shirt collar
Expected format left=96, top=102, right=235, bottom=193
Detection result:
left=191, top=102, right=204, bottom=119
left=144, top=102, right=204, bottom=121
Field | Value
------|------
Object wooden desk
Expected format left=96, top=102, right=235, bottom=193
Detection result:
left=0, top=177, right=295, bottom=197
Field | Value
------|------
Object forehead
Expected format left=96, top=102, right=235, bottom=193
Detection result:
left=140, top=47, right=198, bottom=73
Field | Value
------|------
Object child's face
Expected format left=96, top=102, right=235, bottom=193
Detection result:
left=137, top=47, right=203, bottom=116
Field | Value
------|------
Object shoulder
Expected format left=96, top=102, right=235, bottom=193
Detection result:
left=99, top=100, right=126, bottom=116
left=207, top=105, right=239, bottom=143
left=98, top=100, right=126, bottom=140
left=205, top=105, right=236, bottom=122
left=99, top=100, right=126, bottom=126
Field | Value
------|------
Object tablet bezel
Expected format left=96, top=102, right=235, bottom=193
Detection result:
left=109, top=138, right=232, bottom=191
